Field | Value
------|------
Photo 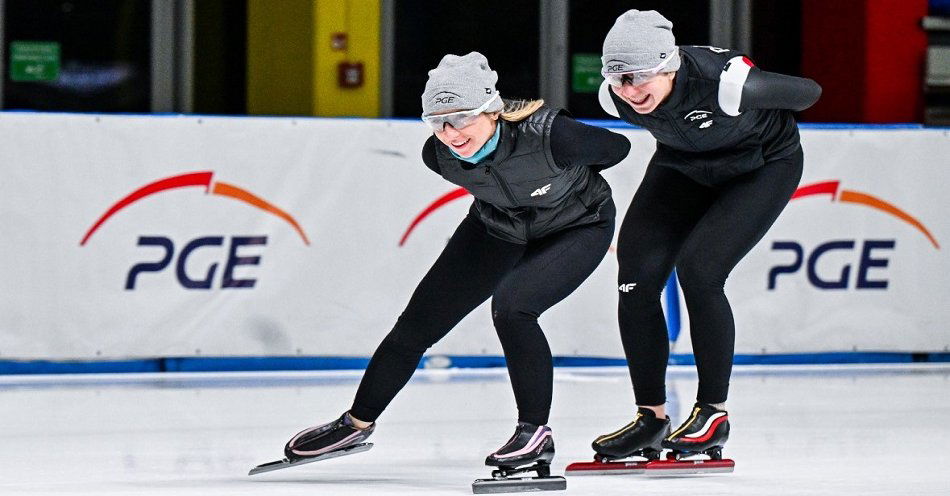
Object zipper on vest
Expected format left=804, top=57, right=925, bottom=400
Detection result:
left=486, top=165, right=518, bottom=206
left=485, top=164, right=529, bottom=239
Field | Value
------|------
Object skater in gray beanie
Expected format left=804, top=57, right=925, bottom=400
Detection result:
left=572, top=8, right=822, bottom=476
left=261, top=51, right=632, bottom=493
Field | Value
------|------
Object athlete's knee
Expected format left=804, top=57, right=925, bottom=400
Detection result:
left=676, top=256, right=728, bottom=294
left=491, top=301, right=538, bottom=326
left=615, top=235, right=643, bottom=266
left=491, top=296, right=539, bottom=337
left=617, top=263, right=666, bottom=307
left=385, top=313, right=443, bottom=352
left=617, top=255, right=669, bottom=296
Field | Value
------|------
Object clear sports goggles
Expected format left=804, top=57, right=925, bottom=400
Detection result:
left=602, top=53, right=677, bottom=87
left=421, top=93, right=500, bottom=132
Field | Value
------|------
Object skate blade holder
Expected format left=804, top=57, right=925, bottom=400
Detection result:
left=248, top=443, right=373, bottom=476
left=565, top=459, right=649, bottom=476
left=643, top=458, right=735, bottom=476
left=473, top=463, right=566, bottom=494
left=472, top=476, right=566, bottom=494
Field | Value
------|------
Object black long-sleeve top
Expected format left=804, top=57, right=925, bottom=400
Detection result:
left=422, top=113, right=630, bottom=174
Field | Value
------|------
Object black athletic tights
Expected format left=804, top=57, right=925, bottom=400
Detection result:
left=617, top=147, right=803, bottom=406
left=350, top=202, right=615, bottom=426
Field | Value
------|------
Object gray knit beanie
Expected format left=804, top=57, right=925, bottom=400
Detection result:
left=421, top=52, right=504, bottom=116
left=602, top=10, right=680, bottom=75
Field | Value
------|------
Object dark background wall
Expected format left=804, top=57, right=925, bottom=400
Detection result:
left=751, top=0, right=802, bottom=77
left=3, top=0, right=151, bottom=112
left=1, top=0, right=937, bottom=122
left=193, top=0, right=247, bottom=115
left=392, top=0, right=540, bottom=117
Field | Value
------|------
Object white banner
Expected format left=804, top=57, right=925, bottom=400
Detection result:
left=0, top=113, right=947, bottom=360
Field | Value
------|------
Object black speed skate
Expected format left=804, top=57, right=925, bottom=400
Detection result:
left=473, top=422, right=566, bottom=494
left=565, top=407, right=670, bottom=475
left=592, top=407, right=670, bottom=461
left=248, top=412, right=375, bottom=475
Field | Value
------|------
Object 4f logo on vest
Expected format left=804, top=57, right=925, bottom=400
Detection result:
left=619, top=283, right=637, bottom=292
left=531, top=184, right=552, bottom=197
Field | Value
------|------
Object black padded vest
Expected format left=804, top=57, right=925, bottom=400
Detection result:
left=609, top=45, right=801, bottom=186
left=433, top=106, right=612, bottom=244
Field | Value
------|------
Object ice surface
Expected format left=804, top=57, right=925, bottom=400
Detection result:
left=1, top=364, right=948, bottom=495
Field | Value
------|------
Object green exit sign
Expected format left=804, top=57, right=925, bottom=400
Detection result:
left=572, top=53, right=603, bottom=94
left=10, top=41, right=61, bottom=82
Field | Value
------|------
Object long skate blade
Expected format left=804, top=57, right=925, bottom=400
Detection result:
left=248, top=443, right=373, bottom=476
left=472, top=476, right=566, bottom=494
left=564, top=460, right=649, bottom=476
left=644, top=458, right=735, bottom=475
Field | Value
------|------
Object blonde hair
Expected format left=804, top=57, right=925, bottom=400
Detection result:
left=500, top=99, right=545, bottom=122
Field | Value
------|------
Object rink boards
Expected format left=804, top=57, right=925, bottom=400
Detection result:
left=0, top=112, right=947, bottom=361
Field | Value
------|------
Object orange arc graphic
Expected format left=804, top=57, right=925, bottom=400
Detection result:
left=839, top=190, right=939, bottom=249
left=211, top=182, right=311, bottom=245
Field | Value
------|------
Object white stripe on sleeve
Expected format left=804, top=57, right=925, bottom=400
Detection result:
left=718, top=56, right=753, bottom=117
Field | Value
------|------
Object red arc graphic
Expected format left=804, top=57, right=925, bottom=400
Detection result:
left=80, top=171, right=310, bottom=246
left=398, top=187, right=470, bottom=246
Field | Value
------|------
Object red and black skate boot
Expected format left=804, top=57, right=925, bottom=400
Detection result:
left=662, top=402, right=729, bottom=458
left=645, top=402, right=734, bottom=475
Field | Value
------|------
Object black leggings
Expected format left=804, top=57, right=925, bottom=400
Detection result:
left=617, top=148, right=803, bottom=406
left=350, top=203, right=615, bottom=425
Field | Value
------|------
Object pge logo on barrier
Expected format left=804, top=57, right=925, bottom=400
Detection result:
left=80, top=171, right=310, bottom=290
left=769, top=180, right=939, bottom=290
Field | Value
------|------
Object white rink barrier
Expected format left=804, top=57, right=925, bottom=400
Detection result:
left=1, top=113, right=948, bottom=362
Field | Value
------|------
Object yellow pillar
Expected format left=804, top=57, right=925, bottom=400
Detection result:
left=313, top=0, right=380, bottom=116
left=246, top=0, right=314, bottom=115
left=247, top=0, right=380, bottom=117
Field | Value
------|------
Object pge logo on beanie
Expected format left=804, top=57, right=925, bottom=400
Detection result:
left=605, top=60, right=628, bottom=73
left=433, top=91, right=462, bottom=105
